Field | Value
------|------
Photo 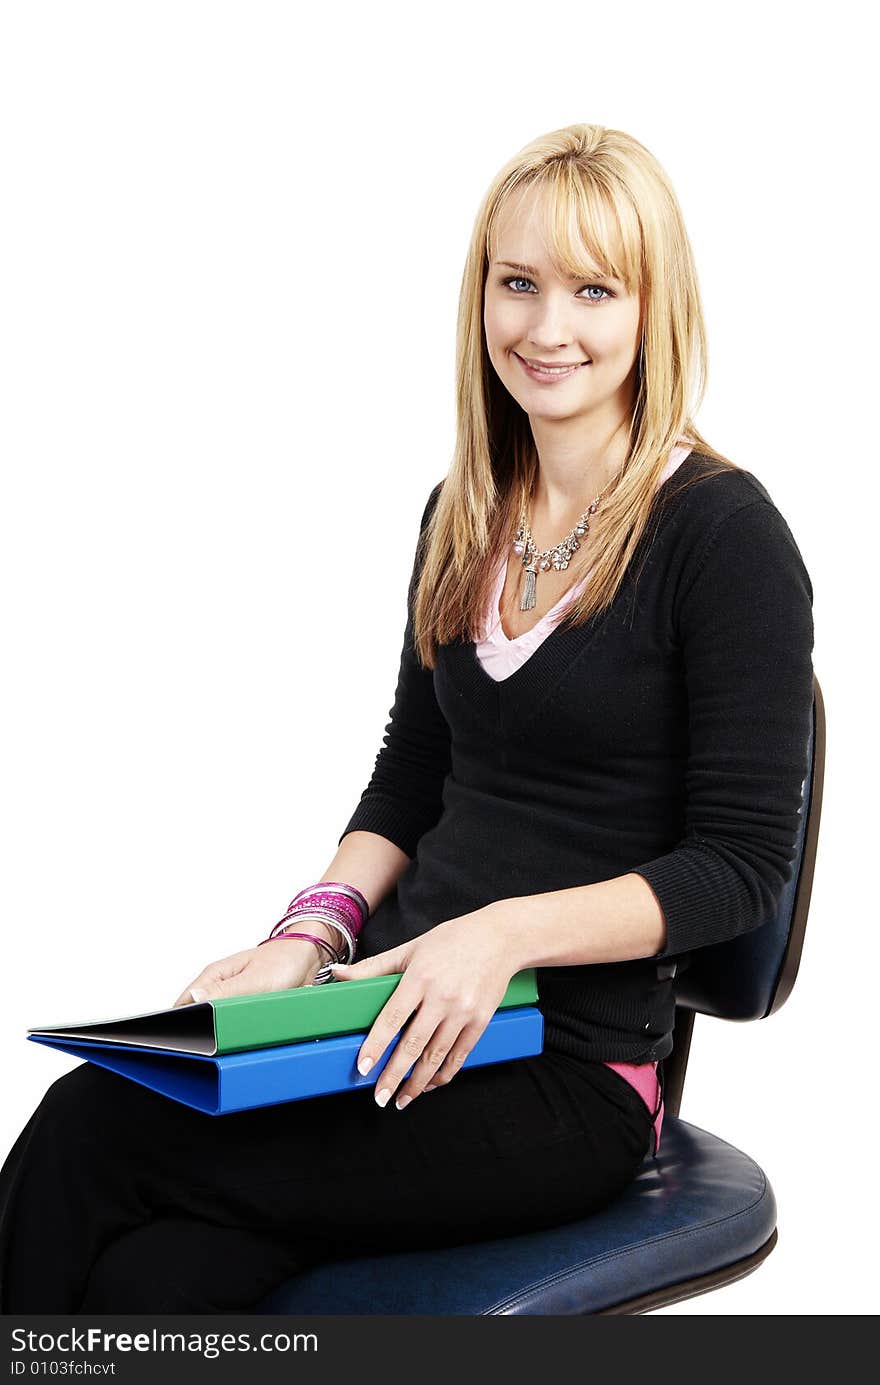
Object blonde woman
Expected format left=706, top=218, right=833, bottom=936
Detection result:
left=0, top=124, right=814, bottom=1313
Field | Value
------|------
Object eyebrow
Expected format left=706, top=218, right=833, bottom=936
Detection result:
left=495, top=259, right=617, bottom=282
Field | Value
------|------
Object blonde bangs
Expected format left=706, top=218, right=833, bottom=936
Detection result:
left=488, top=162, right=642, bottom=296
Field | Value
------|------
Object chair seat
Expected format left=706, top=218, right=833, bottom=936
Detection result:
left=255, top=1117, right=778, bottom=1315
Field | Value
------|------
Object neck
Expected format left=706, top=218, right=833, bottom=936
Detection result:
left=525, top=424, right=629, bottom=543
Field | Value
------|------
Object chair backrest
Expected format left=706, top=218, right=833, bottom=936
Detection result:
left=664, top=673, right=825, bottom=1113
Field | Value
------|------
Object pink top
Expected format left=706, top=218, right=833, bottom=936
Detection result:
left=474, top=443, right=693, bottom=1156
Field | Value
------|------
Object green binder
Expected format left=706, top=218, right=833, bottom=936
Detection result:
left=27, top=968, right=539, bottom=1056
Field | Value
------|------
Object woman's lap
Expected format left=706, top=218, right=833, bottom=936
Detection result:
left=0, top=1049, right=654, bottom=1313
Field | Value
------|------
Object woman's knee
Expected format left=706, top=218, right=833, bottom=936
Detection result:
left=40, top=1061, right=180, bottom=1130
left=78, top=1227, right=182, bottom=1313
left=38, top=1061, right=128, bottom=1130
left=78, top=1217, right=308, bottom=1314
left=24, top=1063, right=162, bottom=1171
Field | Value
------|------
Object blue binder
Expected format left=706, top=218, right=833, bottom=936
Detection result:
left=27, top=1005, right=544, bottom=1115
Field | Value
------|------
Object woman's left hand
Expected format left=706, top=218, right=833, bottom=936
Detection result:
left=328, top=905, right=516, bottom=1111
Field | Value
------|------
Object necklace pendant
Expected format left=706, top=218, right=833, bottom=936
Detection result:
left=520, top=562, right=538, bottom=611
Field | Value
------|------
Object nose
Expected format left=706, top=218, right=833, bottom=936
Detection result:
left=523, top=292, right=579, bottom=350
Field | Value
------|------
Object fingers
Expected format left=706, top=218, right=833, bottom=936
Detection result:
left=170, top=948, right=255, bottom=1008
left=379, top=1018, right=465, bottom=1110
left=171, top=991, right=199, bottom=1009
left=170, top=937, right=330, bottom=1010
left=329, top=943, right=407, bottom=984
left=365, top=1005, right=490, bottom=1112
left=355, top=989, right=420, bottom=1079
left=354, top=967, right=491, bottom=1111
left=171, top=984, right=210, bottom=1008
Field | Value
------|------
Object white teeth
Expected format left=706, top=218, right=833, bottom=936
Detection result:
left=523, top=359, right=587, bottom=374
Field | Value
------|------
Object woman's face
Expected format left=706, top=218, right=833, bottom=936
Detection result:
left=483, top=192, right=642, bottom=429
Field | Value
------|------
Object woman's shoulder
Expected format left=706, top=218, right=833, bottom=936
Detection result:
left=665, top=447, right=774, bottom=506
left=662, top=449, right=795, bottom=540
left=662, top=450, right=811, bottom=598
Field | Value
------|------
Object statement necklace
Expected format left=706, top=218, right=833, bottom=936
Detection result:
left=512, top=475, right=616, bottom=612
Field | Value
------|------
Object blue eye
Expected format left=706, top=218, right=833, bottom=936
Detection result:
left=500, top=276, right=613, bottom=302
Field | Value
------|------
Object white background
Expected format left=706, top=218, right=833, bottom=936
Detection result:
left=1, top=0, right=875, bottom=1315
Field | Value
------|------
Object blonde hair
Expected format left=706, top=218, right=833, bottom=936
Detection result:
left=413, top=122, right=738, bottom=669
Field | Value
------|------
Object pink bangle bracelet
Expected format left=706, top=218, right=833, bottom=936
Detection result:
left=282, top=887, right=365, bottom=940
left=292, top=881, right=369, bottom=921
left=258, top=931, right=340, bottom=960
left=268, top=908, right=356, bottom=964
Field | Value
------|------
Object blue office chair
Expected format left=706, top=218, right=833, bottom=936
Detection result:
left=257, top=674, right=825, bottom=1315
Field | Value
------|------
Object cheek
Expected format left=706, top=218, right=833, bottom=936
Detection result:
left=484, top=300, right=512, bottom=345
left=589, top=320, right=639, bottom=363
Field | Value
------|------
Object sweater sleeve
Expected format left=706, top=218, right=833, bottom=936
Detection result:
left=632, top=496, right=815, bottom=958
left=337, top=482, right=452, bottom=858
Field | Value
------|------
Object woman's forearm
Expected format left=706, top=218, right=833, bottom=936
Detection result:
left=487, top=872, right=668, bottom=969
left=316, top=830, right=411, bottom=919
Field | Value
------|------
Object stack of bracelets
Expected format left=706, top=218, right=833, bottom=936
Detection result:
left=256, top=882, right=370, bottom=984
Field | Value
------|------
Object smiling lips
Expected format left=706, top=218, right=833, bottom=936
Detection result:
left=515, top=353, right=591, bottom=382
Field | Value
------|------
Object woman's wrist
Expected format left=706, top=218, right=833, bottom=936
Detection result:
left=280, top=921, right=338, bottom=949
left=257, top=881, right=367, bottom=982
left=261, top=935, right=327, bottom=985
left=264, top=920, right=339, bottom=962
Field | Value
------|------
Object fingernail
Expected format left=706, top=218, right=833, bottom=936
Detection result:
left=190, top=988, right=206, bottom=1003
left=357, top=1056, right=373, bottom=1076
left=424, top=1084, right=437, bottom=1092
left=395, top=1095, right=412, bottom=1110
left=375, top=1087, right=391, bottom=1108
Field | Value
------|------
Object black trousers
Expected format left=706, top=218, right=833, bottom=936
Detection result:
left=0, top=1048, right=655, bottom=1314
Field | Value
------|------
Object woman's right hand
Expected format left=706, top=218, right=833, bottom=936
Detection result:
left=170, top=920, right=338, bottom=1008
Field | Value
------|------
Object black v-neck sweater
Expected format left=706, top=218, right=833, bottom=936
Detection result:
left=338, top=453, right=815, bottom=1063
